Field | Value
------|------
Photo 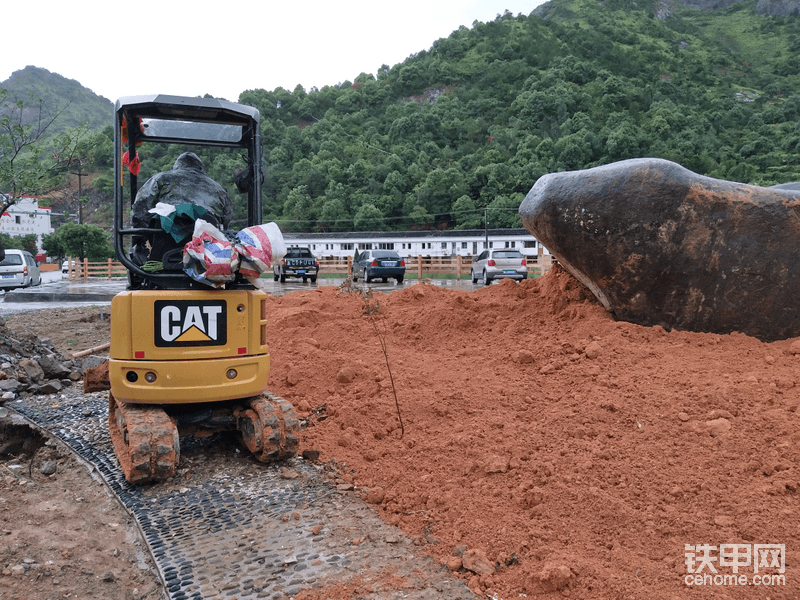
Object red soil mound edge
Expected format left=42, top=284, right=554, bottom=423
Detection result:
left=265, top=267, right=799, bottom=599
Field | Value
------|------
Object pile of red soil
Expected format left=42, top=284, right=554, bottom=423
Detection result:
left=265, top=268, right=798, bottom=599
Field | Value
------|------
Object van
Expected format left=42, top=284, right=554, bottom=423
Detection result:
left=0, top=249, right=42, bottom=289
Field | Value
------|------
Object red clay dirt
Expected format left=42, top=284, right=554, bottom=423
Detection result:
left=261, top=268, right=798, bottom=599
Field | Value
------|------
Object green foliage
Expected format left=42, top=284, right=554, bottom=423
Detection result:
left=0, top=233, right=37, bottom=255
left=18, top=234, right=39, bottom=255
left=41, top=232, right=65, bottom=258
left=1, top=66, right=113, bottom=134
left=51, top=222, right=115, bottom=261
left=0, top=89, right=93, bottom=205
left=0, top=233, right=22, bottom=250
left=353, top=203, right=385, bottom=230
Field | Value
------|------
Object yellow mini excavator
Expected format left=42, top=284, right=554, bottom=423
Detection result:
left=109, top=95, right=298, bottom=483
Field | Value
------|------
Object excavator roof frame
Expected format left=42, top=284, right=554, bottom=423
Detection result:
left=112, top=95, right=262, bottom=287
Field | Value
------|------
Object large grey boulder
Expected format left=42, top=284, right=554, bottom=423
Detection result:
left=519, top=158, right=800, bottom=342
left=38, top=354, right=72, bottom=380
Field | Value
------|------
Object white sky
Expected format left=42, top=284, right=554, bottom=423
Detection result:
left=2, top=0, right=546, bottom=103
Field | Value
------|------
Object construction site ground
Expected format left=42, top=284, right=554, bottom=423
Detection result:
left=1, top=269, right=798, bottom=599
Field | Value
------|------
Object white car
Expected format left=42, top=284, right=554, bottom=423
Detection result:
left=471, top=249, right=528, bottom=285
left=0, top=249, right=42, bottom=289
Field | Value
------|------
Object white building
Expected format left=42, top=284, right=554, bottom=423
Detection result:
left=0, top=196, right=54, bottom=251
left=282, top=228, right=548, bottom=259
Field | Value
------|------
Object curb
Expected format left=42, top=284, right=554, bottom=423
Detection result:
left=2, top=291, right=118, bottom=303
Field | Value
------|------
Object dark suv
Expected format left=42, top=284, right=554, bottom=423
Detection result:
left=273, top=246, right=319, bottom=283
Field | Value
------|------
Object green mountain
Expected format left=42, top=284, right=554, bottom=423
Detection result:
left=1, top=65, right=113, bottom=134
left=236, top=0, right=800, bottom=231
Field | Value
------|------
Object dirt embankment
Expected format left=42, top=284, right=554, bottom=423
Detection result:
left=2, top=269, right=798, bottom=599
left=264, top=270, right=798, bottom=599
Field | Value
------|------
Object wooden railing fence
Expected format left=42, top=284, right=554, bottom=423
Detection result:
left=317, top=252, right=553, bottom=279
left=62, top=252, right=554, bottom=281
left=64, top=258, right=128, bottom=280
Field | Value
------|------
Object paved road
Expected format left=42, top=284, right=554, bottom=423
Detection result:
left=0, top=271, right=116, bottom=314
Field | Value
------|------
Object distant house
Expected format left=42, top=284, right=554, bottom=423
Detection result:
left=0, top=196, right=55, bottom=251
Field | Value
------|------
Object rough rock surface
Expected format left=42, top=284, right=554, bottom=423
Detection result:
left=680, top=0, right=746, bottom=10
left=755, top=0, right=800, bottom=15
left=519, top=157, right=800, bottom=342
left=679, top=0, right=800, bottom=15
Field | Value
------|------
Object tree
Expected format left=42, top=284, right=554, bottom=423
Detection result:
left=318, top=198, right=350, bottom=232
left=54, top=222, right=115, bottom=261
left=0, top=89, right=89, bottom=214
left=0, top=233, right=22, bottom=250
left=408, top=204, right=433, bottom=228
left=282, top=185, right=315, bottom=231
left=450, top=195, right=481, bottom=229
left=41, top=232, right=66, bottom=259
left=353, top=203, right=385, bottom=231
left=0, top=233, right=38, bottom=254
left=18, top=234, right=39, bottom=255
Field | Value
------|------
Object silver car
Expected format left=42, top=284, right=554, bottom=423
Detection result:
left=0, top=249, right=42, bottom=289
left=471, top=249, right=527, bottom=284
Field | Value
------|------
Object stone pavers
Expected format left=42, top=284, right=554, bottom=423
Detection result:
left=12, top=392, right=475, bottom=600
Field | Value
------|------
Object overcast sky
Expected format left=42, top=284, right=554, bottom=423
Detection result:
left=2, top=0, right=546, bottom=103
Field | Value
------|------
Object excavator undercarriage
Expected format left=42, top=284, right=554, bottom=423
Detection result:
left=108, top=392, right=299, bottom=484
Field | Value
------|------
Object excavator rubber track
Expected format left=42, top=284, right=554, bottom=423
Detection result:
left=108, top=393, right=180, bottom=484
left=109, top=391, right=300, bottom=484
left=236, top=392, right=300, bottom=462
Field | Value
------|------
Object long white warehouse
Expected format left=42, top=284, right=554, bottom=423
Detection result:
left=281, top=228, right=547, bottom=259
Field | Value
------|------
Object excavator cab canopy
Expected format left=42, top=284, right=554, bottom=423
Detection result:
left=113, top=95, right=262, bottom=290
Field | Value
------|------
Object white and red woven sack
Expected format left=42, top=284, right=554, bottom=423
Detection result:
left=182, top=219, right=240, bottom=288
left=235, top=222, right=286, bottom=287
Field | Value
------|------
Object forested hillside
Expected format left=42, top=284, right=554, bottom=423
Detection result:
left=235, top=0, right=800, bottom=231
left=4, top=0, right=799, bottom=234
left=1, top=66, right=113, bottom=134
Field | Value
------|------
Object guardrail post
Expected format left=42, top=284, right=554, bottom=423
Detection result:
left=538, top=246, right=544, bottom=277
left=417, top=255, right=422, bottom=280
left=347, top=255, right=352, bottom=278
left=456, top=255, right=462, bottom=280
left=83, top=257, right=89, bottom=280
left=107, top=258, right=113, bottom=279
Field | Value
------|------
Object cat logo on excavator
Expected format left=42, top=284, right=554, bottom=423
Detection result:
left=154, top=300, right=227, bottom=346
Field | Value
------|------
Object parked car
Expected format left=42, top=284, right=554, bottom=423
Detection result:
left=273, top=246, right=319, bottom=282
left=471, top=249, right=527, bottom=285
left=0, top=249, right=42, bottom=289
left=352, top=250, right=405, bottom=284
left=62, top=259, right=70, bottom=273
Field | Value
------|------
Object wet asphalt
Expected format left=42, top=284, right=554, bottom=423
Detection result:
left=0, top=272, right=486, bottom=314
